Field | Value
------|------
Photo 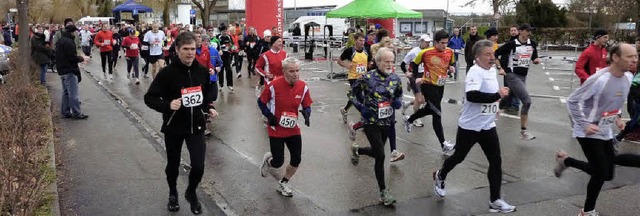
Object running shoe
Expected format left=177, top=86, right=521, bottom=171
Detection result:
left=103, top=73, right=108, bottom=80
left=406, top=80, right=411, bottom=92
left=379, top=189, right=396, bottom=206
left=109, top=74, right=114, bottom=80
left=340, top=108, right=348, bottom=124
left=433, top=170, right=446, bottom=197
left=260, top=152, right=272, bottom=177
left=520, top=130, right=536, bottom=140
left=167, top=194, right=180, bottom=212
left=401, top=100, right=411, bottom=115
left=126, top=72, right=130, bottom=79
left=442, top=141, right=455, bottom=156
left=390, top=150, right=405, bottom=162
left=612, top=138, right=621, bottom=155
left=277, top=180, right=293, bottom=197
left=228, top=86, right=234, bottom=92
left=236, top=73, right=242, bottom=78
left=578, top=209, right=599, bottom=216
left=554, top=150, right=568, bottom=178
left=413, top=119, right=424, bottom=127
left=204, top=129, right=211, bottom=137
left=143, top=74, right=149, bottom=78
left=403, top=115, right=413, bottom=133
left=184, top=190, right=202, bottom=215
left=489, top=199, right=516, bottom=213
left=350, top=143, right=359, bottom=166
left=348, top=121, right=357, bottom=141
left=135, top=78, right=140, bottom=85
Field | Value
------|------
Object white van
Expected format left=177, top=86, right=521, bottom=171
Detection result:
left=285, top=16, right=348, bottom=38
left=76, top=17, right=115, bottom=26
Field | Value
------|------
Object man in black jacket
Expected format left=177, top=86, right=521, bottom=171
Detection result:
left=55, top=25, right=89, bottom=119
left=464, top=26, right=483, bottom=73
left=144, top=32, right=218, bottom=215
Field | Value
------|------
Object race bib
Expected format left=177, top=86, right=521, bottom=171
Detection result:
left=141, top=45, right=149, bottom=50
left=378, top=102, right=393, bottom=119
left=103, top=40, right=111, bottom=45
left=598, top=110, right=619, bottom=128
left=249, top=42, right=256, bottom=48
left=221, top=45, right=229, bottom=51
left=152, top=41, right=161, bottom=47
left=355, top=64, right=367, bottom=74
left=517, top=54, right=531, bottom=67
left=436, top=75, right=448, bottom=86
left=130, top=44, right=138, bottom=50
left=480, top=102, right=499, bottom=116
left=181, top=86, right=203, bottom=108
left=279, top=112, right=298, bottom=128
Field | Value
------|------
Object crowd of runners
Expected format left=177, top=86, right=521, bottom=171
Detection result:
left=31, top=16, right=640, bottom=215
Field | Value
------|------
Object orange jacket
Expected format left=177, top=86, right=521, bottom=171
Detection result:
left=94, top=30, right=113, bottom=52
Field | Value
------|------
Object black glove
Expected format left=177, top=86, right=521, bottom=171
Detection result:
left=267, top=114, right=278, bottom=126
left=300, top=109, right=310, bottom=127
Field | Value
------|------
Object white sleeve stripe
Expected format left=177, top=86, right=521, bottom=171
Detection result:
left=269, top=85, right=276, bottom=114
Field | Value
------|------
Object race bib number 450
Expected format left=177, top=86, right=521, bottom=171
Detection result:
left=378, top=102, right=393, bottom=119
left=480, top=102, right=499, bottom=116
left=279, top=112, right=298, bottom=128
left=598, top=110, right=619, bottom=128
left=181, top=86, right=203, bottom=108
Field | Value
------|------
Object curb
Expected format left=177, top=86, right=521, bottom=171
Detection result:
left=44, top=85, right=61, bottom=216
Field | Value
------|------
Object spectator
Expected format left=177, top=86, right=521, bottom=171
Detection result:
left=31, top=25, right=52, bottom=85
left=55, top=24, right=90, bottom=119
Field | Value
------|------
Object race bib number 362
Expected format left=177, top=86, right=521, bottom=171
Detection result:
left=279, top=112, right=298, bottom=128
left=378, top=102, right=393, bottom=119
left=181, top=86, right=203, bottom=108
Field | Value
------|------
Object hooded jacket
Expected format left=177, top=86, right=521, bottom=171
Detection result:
left=144, top=59, right=214, bottom=135
left=55, top=31, right=84, bottom=81
left=31, top=32, right=51, bottom=65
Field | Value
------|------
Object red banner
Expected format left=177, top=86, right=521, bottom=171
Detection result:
left=246, top=0, right=284, bottom=38
left=368, top=19, right=396, bottom=38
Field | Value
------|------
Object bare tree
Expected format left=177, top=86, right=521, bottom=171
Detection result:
left=17, top=0, right=30, bottom=68
left=192, top=0, right=218, bottom=27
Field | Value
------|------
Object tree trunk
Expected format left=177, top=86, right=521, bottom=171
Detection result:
left=200, top=6, right=210, bottom=27
left=17, top=0, right=30, bottom=69
left=163, top=1, right=170, bottom=26
left=636, top=0, right=640, bottom=42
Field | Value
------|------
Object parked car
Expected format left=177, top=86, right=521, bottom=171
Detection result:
left=0, top=44, right=12, bottom=84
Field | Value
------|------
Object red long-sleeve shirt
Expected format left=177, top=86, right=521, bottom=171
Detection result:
left=94, top=30, right=113, bottom=52
left=575, top=43, right=607, bottom=84
left=255, top=49, right=287, bottom=82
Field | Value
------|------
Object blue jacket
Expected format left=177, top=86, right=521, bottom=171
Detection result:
left=206, top=46, right=223, bottom=82
left=349, top=70, right=403, bottom=126
left=447, top=35, right=465, bottom=50
left=2, top=29, right=11, bottom=47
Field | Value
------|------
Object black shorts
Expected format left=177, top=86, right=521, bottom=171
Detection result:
left=409, top=73, right=424, bottom=93
left=149, top=55, right=163, bottom=64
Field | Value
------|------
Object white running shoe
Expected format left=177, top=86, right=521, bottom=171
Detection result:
left=340, top=108, right=348, bottom=124
left=228, top=86, right=234, bottom=92
left=554, top=150, right=568, bottom=178
left=135, top=78, right=140, bottom=85
left=103, top=73, right=108, bottom=80
left=442, top=141, right=455, bottom=156
left=403, top=115, right=413, bottom=133
left=347, top=121, right=357, bottom=141
left=401, top=101, right=411, bottom=115
left=109, top=74, right=114, bottom=80
left=489, top=199, right=516, bottom=213
left=433, top=170, right=446, bottom=197
left=520, top=130, right=536, bottom=140
left=260, top=152, right=272, bottom=177
left=413, top=119, right=424, bottom=127
left=277, top=180, right=293, bottom=197
left=350, top=143, right=359, bottom=166
left=390, top=150, right=405, bottom=162
left=578, top=209, right=599, bottom=216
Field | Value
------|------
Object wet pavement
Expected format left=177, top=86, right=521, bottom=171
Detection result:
left=71, top=47, right=640, bottom=215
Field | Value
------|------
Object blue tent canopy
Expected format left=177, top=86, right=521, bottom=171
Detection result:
left=112, top=0, right=153, bottom=13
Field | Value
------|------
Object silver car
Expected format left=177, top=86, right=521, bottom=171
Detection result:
left=0, top=44, right=10, bottom=83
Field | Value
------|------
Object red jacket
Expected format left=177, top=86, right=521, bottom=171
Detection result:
left=94, top=30, right=114, bottom=52
left=255, top=49, right=287, bottom=82
left=575, top=43, right=607, bottom=84
left=195, top=44, right=213, bottom=70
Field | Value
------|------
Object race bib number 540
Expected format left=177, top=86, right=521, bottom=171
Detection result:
left=181, top=86, right=203, bottom=108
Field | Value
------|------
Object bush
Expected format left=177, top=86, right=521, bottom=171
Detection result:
left=495, top=27, right=632, bottom=47
left=0, top=52, right=55, bottom=215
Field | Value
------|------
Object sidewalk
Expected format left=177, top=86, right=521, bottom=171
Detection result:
left=47, top=70, right=224, bottom=215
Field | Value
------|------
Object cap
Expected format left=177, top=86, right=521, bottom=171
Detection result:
left=593, top=29, right=608, bottom=40
left=419, top=34, right=432, bottom=42
left=263, top=29, right=272, bottom=37
left=128, top=28, right=135, bottom=34
left=375, top=24, right=382, bottom=29
left=484, top=27, right=499, bottom=37
left=65, top=25, right=78, bottom=32
left=518, top=24, right=533, bottom=31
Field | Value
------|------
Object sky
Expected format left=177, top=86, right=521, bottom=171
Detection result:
left=231, top=0, right=568, bottom=15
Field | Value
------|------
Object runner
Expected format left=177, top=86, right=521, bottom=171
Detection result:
left=494, top=24, right=541, bottom=140
left=258, top=57, right=313, bottom=197
left=403, top=30, right=456, bottom=156
left=198, top=33, right=222, bottom=137
left=217, top=25, right=234, bottom=92
left=509, top=25, right=519, bottom=41
left=144, top=32, right=218, bottom=215
left=255, top=35, right=287, bottom=89
left=349, top=47, right=401, bottom=205
left=464, top=26, right=482, bottom=73
left=575, top=29, right=609, bottom=84
left=121, top=28, right=141, bottom=84
left=94, top=23, right=114, bottom=80
left=338, top=32, right=372, bottom=124
left=254, top=30, right=273, bottom=96
left=401, top=34, right=432, bottom=128
left=433, top=39, right=516, bottom=213
left=143, top=23, right=167, bottom=79
left=554, top=43, right=640, bottom=216
left=244, top=27, right=260, bottom=78
left=501, top=25, right=521, bottom=114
